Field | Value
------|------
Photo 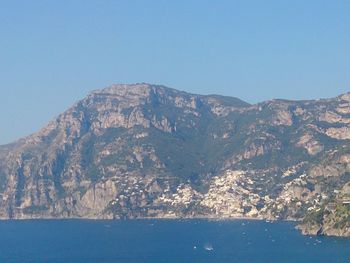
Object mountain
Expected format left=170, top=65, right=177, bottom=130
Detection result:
left=0, top=83, right=349, bottom=236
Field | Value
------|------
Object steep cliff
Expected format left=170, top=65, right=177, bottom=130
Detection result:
left=0, top=83, right=349, bottom=236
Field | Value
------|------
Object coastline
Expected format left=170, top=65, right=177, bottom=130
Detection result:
left=1, top=215, right=349, bottom=237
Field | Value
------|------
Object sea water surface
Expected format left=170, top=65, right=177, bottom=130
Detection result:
left=0, top=219, right=349, bottom=263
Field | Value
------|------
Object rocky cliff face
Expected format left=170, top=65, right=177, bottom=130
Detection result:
left=0, top=83, right=349, bottom=236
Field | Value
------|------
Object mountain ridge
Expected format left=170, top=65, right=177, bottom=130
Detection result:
left=3, top=83, right=349, bottom=148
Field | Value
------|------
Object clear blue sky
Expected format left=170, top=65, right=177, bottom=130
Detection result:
left=1, top=0, right=350, bottom=145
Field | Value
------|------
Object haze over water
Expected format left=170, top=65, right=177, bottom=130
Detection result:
left=0, top=220, right=349, bottom=263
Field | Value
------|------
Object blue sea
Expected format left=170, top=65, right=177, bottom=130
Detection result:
left=0, top=219, right=349, bottom=262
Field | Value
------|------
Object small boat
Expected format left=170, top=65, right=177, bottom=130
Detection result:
left=204, top=244, right=214, bottom=251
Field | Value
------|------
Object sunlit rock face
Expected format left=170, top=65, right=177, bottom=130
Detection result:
left=0, top=84, right=349, bottom=236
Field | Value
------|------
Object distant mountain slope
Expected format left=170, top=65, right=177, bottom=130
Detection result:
left=0, top=83, right=349, bottom=236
